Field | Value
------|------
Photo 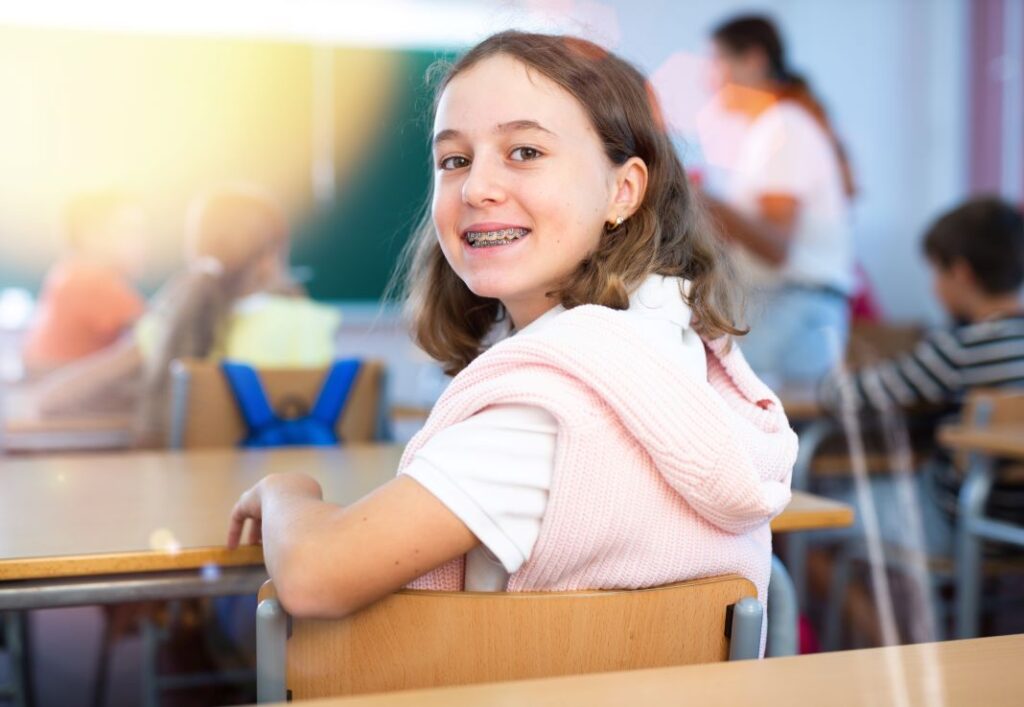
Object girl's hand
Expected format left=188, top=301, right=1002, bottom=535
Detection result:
left=226, top=473, right=323, bottom=549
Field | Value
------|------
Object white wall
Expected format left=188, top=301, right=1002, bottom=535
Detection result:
left=533, top=0, right=969, bottom=324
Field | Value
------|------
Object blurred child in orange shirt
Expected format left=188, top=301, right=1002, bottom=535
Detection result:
left=22, top=191, right=147, bottom=375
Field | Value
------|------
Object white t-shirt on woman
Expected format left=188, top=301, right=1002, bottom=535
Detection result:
left=728, top=101, right=853, bottom=294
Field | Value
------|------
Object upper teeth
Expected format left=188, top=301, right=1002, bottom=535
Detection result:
left=466, top=228, right=529, bottom=244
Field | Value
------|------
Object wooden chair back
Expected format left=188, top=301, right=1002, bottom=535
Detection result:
left=963, top=389, right=1024, bottom=426
left=957, top=389, right=1024, bottom=474
left=167, top=358, right=387, bottom=448
left=256, top=575, right=758, bottom=700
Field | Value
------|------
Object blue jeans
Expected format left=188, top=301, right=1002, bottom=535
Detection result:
left=739, top=286, right=850, bottom=387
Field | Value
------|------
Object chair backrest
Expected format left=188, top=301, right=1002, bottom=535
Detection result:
left=255, top=576, right=760, bottom=701
left=167, top=358, right=387, bottom=448
left=954, top=389, right=1024, bottom=471
left=963, top=389, right=1024, bottom=427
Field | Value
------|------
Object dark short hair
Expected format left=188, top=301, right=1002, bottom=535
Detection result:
left=922, top=197, right=1024, bottom=295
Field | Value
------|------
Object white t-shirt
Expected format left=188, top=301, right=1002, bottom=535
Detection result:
left=403, top=275, right=708, bottom=590
left=727, top=101, right=853, bottom=293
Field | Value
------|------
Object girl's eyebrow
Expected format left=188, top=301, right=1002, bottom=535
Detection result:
left=432, top=120, right=557, bottom=146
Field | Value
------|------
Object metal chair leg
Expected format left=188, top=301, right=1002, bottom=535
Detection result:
left=728, top=597, right=763, bottom=661
left=767, top=555, right=798, bottom=657
left=2, top=611, right=30, bottom=707
left=91, top=609, right=116, bottom=707
left=256, top=598, right=288, bottom=703
left=786, top=419, right=835, bottom=606
left=955, top=456, right=995, bottom=639
left=823, top=543, right=854, bottom=650
left=140, top=615, right=162, bottom=707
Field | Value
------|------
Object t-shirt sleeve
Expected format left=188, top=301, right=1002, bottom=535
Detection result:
left=401, top=404, right=557, bottom=574
left=89, top=276, right=145, bottom=339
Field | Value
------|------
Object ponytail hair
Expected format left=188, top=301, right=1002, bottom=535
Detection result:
left=712, top=15, right=857, bottom=199
left=136, top=186, right=290, bottom=442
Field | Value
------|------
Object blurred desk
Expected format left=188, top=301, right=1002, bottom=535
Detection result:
left=0, top=446, right=404, bottom=608
left=938, top=425, right=1024, bottom=461
left=772, top=491, right=853, bottom=533
left=259, top=634, right=1024, bottom=707
left=0, top=415, right=134, bottom=454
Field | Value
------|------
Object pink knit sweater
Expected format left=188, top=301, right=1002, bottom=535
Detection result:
left=400, top=305, right=797, bottom=606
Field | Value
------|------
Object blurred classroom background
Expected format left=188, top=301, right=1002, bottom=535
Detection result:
left=0, top=0, right=1021, bottom=706
left=0, top=0, right=1016, bottom=403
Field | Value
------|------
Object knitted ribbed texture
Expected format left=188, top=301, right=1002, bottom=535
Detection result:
left=401, top=306, right=797, bottom=610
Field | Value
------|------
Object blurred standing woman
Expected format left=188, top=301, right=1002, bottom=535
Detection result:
left=704, top=15, right=856, bottom=386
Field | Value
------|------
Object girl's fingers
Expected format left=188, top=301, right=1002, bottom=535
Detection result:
left=247, top=519, right=263, bottom=546
left=226, top=488, right=260, bottom=548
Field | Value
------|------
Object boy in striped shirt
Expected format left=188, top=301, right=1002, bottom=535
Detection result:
left=817, top=197, right=1023, bottom=558
left=821, top=197, right=1024, bottom=413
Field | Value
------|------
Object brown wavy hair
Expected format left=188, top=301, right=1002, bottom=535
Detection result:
left=401, top=31, right=745, bottom=376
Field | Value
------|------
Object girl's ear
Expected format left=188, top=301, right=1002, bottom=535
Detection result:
left=607, top=157, right=648, bottom=225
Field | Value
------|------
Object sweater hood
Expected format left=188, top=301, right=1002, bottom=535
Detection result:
left=478, top=305, right=797, bottom=535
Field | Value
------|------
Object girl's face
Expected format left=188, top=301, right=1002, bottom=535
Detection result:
left=431, top=54, right=623, bottom=329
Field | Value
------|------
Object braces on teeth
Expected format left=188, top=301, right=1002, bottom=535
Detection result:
left=466, top=228, right=529, bottom=247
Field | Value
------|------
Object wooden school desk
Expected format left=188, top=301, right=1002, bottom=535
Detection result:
left=261, top=634, right=1024, bottom=707
left=938, top=422, right=1024, bottom=639
left=939, top=425, right=1024, bottom=461
left=0, top=445, right=848, bottom=611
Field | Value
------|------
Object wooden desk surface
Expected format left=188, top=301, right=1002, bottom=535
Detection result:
left=0, top=445, right=404, bottom=581
left=0, top=446, right=851, bottom=581
left=265, top=634, right=1024, bottom=707
left=939, top=424, right=1024, bottom=462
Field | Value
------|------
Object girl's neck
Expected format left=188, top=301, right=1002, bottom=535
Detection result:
left=506, top=297, right=560, bottom=332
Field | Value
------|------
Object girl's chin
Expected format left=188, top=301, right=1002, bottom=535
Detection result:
left=464, top=281, right=513, bottom=301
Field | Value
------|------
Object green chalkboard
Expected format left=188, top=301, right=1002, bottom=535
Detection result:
left=0, top=26, right=458, bottom=304
left=293, top=50, right=456, bottom=301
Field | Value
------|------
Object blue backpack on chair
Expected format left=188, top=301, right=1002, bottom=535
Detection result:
left=220, top=358, right=362, bottom=448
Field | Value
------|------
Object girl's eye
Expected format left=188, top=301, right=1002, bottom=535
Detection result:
left=510, top=146, right=542, bottom=162
left=439, top=155, right=470, bottom=170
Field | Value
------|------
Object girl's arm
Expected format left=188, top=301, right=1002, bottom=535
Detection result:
left=704, top=193, right=800, bottom=266
left=227, top=473, right=478, bottom=618
left=29, top=337, right=144, bottom=416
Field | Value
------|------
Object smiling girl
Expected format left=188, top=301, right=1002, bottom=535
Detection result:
left=227, top=32, right=797, bottom=638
